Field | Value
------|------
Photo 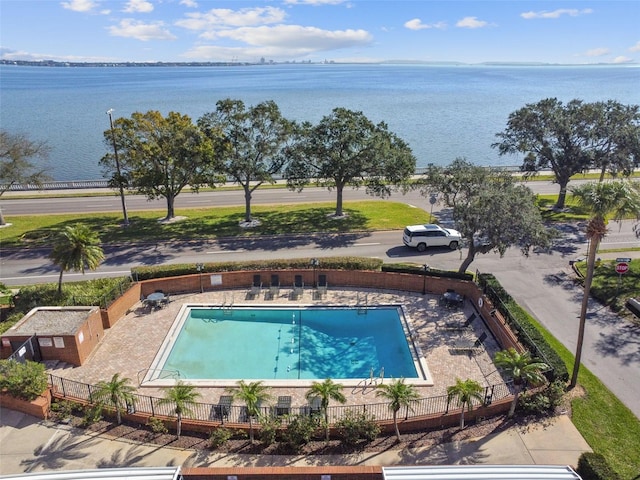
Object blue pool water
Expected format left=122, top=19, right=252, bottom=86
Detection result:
left=158, top=306, right=419, bottom=380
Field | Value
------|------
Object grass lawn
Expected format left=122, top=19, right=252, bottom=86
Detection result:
left=527, top=315, right=640, bottom=479
left=574, top=258, right=640, bottom=314
left=0, top=201, right=431, bottom=248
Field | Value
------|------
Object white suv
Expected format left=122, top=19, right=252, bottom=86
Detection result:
left=403, top=224, right=462, bottom=251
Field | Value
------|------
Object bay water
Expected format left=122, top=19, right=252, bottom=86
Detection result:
left=1, top=63, right=638, bottom=181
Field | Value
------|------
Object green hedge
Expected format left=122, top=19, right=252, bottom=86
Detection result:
left=382, top=264, right=474, bottom=281
left=131, top=256, right=385, bottom=280
left=478, top=273, right=569, bottom=382
left=577, top=452, right=622, bottom=480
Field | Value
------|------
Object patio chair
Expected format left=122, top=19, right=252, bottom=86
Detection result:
left=293, top=274, right=304, bottom=298
left=250, top=274, right=262, bottom=296
left=275, top=396, right=292, bottom=416
left=160, top=293, right=171, bottom=306
left=269, top=274, right=280, bottom=298
left=316, top=274, right=328, bottom=297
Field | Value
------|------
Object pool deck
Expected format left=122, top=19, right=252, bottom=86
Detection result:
left=46, top=287, right=507, bottom=409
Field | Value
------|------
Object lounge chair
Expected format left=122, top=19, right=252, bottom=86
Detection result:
left=316, top=274, right=328, bottom=297
left=451, top=331, right=487, bottom=354
left=275, top=396, right=292, bottom=416
left=250, top=274, right=262, bottom=296
left=269, top=274, right=280, bottom=298
left=293, top=274, right=304, bottom=298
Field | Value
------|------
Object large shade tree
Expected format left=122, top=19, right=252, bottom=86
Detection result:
left=586, top=100, right=640, bottom=182
left=494, top=348, right=548, bottom=417
left=569, top=180, right=640, bottom=388
left=305, top=378, right=347, bottom=442
left=49, top=224, right=105, bottom=295
left=375, top=378, right=420, bottom=441
left=418, top=158, right=551, bottom=273
left=226, top=380, right=271, bottom=443
left=492, top=98, right=639, bottom=210
left=198, top=99, right=296, bottom=224
left=100, top=110, right=218, bottom=220
left=285, top=107, right=416, bottom=216
left=158, top=380, right=201, bottom=439
left=0, top=130, right=51, bottom=225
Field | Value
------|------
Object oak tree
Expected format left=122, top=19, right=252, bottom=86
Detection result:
left=285, top=108, right=416, bottom=217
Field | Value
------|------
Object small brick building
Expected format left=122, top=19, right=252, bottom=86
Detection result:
left=0, top=306, right=104, bottom=366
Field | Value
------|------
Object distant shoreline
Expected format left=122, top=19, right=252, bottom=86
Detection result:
left=1, top=59, right=637, bottom=68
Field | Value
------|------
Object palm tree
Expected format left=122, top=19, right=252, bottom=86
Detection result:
left=446, top=378, right=484, bottom=429
left=49, top=224, right=105, bottom=295
left=375, top=378, right=420, bottom=441
left=93, top=373, right=136, bottom=425
left=226, top=380, right=271, bottom=443
left=494, top=348, right=549, bottom=417
left=157, top=380, right=201, bottom=439
left=305, top=378, right=347, bottom=442
left=569, top=180, right=640, bottom=388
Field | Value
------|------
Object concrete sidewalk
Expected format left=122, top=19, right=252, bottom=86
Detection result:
left=0, top=408, right=591, bottom=475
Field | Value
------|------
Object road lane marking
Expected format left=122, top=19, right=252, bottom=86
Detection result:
left=353, top=242, right=381, bottom=246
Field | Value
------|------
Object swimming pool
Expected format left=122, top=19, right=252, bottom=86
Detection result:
left=144, top=304, right=431, bottom=386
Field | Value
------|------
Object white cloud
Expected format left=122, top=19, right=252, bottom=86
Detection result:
left=184, top=25, right=372, bottom=61
left=612, top=56, right=633, bottom=64
left=60, top=0, right=98, bottom=12
left=123, top=0, right=154, bottom=14
left=586, top=48, right=610, bottom=57
left=521, top=9, right=593, bottom=20
left=456, top=17, right=489, bottom=29
left=180, top=0, right=198, bottom=7
left=176, top=6, right=286, bottom=30
left=217, top=25, right=371, bottom=49
left=629, top=41, right=640, bottom=52
left=108, top=19, right=177, bottom=41
left=404, top=18, right=446, bottom=31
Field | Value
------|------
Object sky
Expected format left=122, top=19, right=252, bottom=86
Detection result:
left=1, top=0, right=639, bottom=65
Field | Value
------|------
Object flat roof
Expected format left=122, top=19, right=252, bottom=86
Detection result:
left=5, top=307, right=98, bottom=337
left=382, top=465, right=582, bottom=480
left=0, top=467, right=181, bottom=480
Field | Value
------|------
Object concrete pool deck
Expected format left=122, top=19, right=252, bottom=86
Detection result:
left=45, top=287, right=506, bottom=409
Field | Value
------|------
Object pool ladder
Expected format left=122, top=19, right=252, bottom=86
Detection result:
left=222, top=293, right=234, bottom=315
left=356, top=292, right=368, bottom=314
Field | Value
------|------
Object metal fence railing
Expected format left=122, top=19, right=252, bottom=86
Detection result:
left=48, top=374, right=514, bottom=426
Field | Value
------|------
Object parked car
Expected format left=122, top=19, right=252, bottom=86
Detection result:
left=403, top=224, right=462, bottom=251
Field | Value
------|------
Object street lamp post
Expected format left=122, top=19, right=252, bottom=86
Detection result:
left=106, top=109, right=129, bottom=227
left=196, top=263, right=204, bottom=293
left=310, top=258, right=319, bottom=287
left=422, top=264, right=430, bottom=295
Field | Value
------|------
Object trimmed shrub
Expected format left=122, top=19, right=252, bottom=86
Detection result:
left=258, top=415, right=280, bottom=446
left=518, top=380, right=566, bottom=416
left=132, top=256, right=384, bottom=280
left=335, top=410, right=381, bottom=447
left=577, top=452, right=622, bottom=480
left=0, top=359, right=48, bottom=401
left=281, top=415, right=318, bottom=451
left=209, top=427, right=232, bottom=448
left=147, top=416, right=169, bottom=435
